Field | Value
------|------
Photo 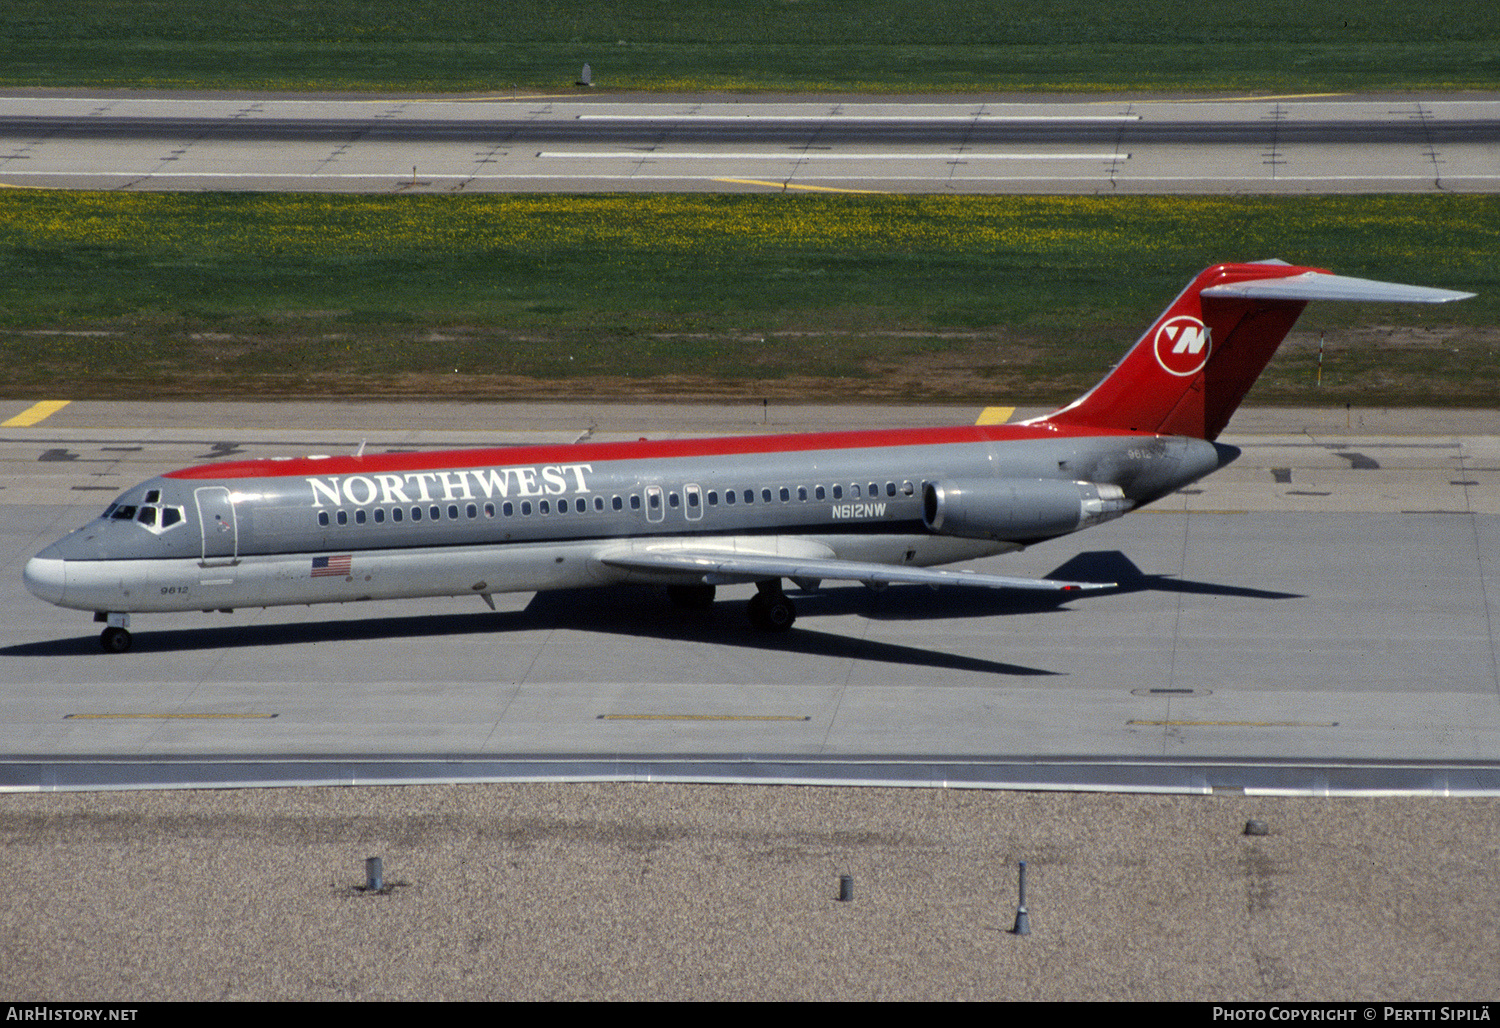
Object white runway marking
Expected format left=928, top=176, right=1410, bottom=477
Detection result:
left=3, top=92, right=1496, bottom=193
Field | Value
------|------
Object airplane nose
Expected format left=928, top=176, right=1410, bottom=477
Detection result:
left=23, top=557, right=66, bottom=605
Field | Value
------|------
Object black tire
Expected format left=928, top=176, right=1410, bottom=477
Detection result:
left=100, top=627, right=132, bottom=653
left=747, top=592, right=796, bottom=632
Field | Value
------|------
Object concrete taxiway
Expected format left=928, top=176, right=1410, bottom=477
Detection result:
left=2, top=401, right=1496, bottom=794
left=3, top=91, right=1499, bottom=193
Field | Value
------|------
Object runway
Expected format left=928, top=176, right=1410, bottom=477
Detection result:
left=3, top=92, right=1499, bottom=192
left=2, top=401, right=1497, bottom=794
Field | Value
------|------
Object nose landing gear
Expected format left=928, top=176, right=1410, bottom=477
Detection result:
left=100, top=626, right=133, bottom=652
left=94, top=612, right=132, bottom=652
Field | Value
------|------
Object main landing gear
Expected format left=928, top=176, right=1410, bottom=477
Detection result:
left=665, top=580, right=797, bottom=632
left=747, top=580, right=796, bottom=632
left=94, top=612, right=132, bottom=652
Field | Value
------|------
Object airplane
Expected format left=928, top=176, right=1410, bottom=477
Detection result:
left=23, top=260, right=1474, bottom=652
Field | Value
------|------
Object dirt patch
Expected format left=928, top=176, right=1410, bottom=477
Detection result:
left=4, top=323, right=1497, bottom=408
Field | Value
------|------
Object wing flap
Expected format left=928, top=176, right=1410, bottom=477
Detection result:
left=599, top=549, right=1111, bottom=593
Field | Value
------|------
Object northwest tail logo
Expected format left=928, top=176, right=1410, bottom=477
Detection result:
left=1153, top=316, right=1211, bottom=377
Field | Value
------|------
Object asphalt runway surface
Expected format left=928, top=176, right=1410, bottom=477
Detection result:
left=3, top=91, right=1498, bottom=192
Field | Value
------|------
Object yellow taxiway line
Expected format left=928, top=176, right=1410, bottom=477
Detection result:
left=597, top=714, right=811, bottom=722
left=974, top=406, right=1015, bottom=425
left=712, top=177, right=889, bottom=194
left=3, top=400, right=70, bottom=427
left=64, top=712, right=278, bottom=720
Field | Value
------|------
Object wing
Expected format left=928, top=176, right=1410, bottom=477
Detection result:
left=597, top=549, right=1112, bottom=593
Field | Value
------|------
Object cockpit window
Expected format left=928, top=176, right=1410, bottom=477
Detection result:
left=113, top=496, right=185, bottom=535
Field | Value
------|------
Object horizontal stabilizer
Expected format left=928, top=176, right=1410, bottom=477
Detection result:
left=600, top=549, right=1112, bottom=593
left=1201, top=272, right=1474, bottom=304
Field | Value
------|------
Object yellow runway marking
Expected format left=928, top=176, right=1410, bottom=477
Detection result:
left=713, top=178, right=889, bottom=194
left=65, top=712, right=278, bottom=720
left=1136, top=93, right=1348, bottom=103
left=3, top=400, right=70, bottom=427
left=1129, top=719, right=1338, bottom=728
left=598, top=714, right=811, bottom=721
left=975, top=406, right=1015, bottom=425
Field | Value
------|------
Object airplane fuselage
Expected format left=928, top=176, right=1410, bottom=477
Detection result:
left=24, top=423, right=1220, bottom=617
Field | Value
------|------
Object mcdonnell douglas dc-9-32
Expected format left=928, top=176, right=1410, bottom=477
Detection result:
left=24, top=261, right=1474, bottom=652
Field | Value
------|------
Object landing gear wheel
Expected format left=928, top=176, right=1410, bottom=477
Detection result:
left=747, top=591, right=796, bottom=632
left=100, top=626, right=132, bottom=653
left=666, top=584, right=717, bottom=610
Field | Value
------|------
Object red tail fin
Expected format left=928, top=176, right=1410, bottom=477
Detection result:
left=1040, top=262, right=1316, bottom=440
left=1037, top=261, right=1474, bottom=440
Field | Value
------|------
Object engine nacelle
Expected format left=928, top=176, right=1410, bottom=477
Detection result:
left=922, top=478, right=1130, bottom=542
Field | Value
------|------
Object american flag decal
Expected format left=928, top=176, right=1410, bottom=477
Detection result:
left=311, top=555, right=352, bottom=577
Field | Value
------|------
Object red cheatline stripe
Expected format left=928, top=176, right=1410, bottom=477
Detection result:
left=164, top=421, right=1131, bottom=481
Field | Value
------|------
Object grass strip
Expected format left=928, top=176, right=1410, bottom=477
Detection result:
left=2, top=0, right=1498, bottom=94
left=0, top=191, right=1495, bottom=406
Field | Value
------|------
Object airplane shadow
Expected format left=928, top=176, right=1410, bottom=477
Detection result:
left=2, top=552, right=1298, bottom=676
left=4, top=590, right=1053, bottom=676
left=1043, top=551, right=1304, bottom=603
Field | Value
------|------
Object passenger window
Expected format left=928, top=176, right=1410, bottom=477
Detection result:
left=558, top=499, right=568, bottom=513
left=374, top=508, right=385, bottom=524
left=431, top=506, right=441, bottom=521
left=355, top=509, right=366, bottom=525
left=815, top=486, right=825, bottom=500
left=448, top=504, right=459, bottom=519
left=797, top=487, right=808, bottom=501
left=594, top=497, right=604, bottom=512
left=521, top=501, right=532, bottom=516
left=832, top=485, right=842, bottom=499
left=762, top=488, right=772, bottom=503
left=612, top=496, right=623, bottom=511
left=539, top=500, right=550, bottom=515
left=901, top=481, right=914, bottom=496
left=631, top=495, right=641, bottom=511
left=707, top=491, right=717, bottom=506
left=850, top=484, right=860, bottom=499
left=503, top=501, right=513, bottom=517
left=484, top=503, right=494, bottom=518
left=337, top=510, right=348, bottom=526
left=319, top=511, right=330, bottom=527
left=668, top=492, right=679, bottom=509
left=411, top=507, right=422, bottom=521
left=393, top=507, right=403, bottom=523
left=725, top=490, right=735, bottom=505
left=886, top=482, right=897, bottom=497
